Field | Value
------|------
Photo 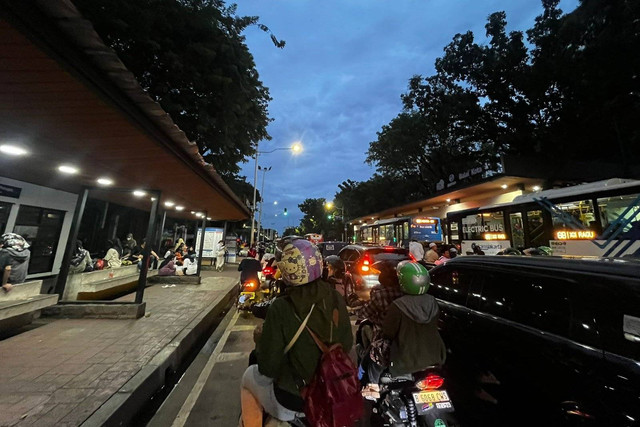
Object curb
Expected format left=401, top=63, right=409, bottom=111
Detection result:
left=80, top=280, right=239, bottom=427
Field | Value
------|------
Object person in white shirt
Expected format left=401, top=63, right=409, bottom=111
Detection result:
left=183, top=254, right=198, bottom=275
left=425, top=242, right=439, bottom=264
left=408, top=239, right=424, bottom=261
left=215, top=240, right=226, bottom=272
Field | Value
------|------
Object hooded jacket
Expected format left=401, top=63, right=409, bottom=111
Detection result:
left=0, top=247, right=31, bottom=284
left=383, top=293, right=446, bottom=376
left=258, top=279, right=353, bottom=410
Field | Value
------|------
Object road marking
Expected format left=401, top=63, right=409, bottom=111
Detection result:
left=216, top=352, right=247, bottom=362
left=231, top=324, right=256, bottom=332
left=171, top=309, right=240, bottom=427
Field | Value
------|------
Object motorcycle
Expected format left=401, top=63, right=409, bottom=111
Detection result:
left=237, top=278, right=260, bottom=309
left=375, top=367, right=459, bottom=427
left=356, top=322, right=460, bottom=427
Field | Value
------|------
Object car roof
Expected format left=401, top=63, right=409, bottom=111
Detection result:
left=340, top=244, right=408, bottom=252
left=442, top=256, right=640, bottom=280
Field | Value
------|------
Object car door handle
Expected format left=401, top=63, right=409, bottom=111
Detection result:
left=624, top=333, right=640, bottom=343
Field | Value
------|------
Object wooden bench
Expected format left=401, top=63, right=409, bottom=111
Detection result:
left=62, top=265, right=158, bottom=301
left=0, top=280, right=58, bottom=331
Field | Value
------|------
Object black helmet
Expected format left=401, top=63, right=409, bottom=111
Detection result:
left=325, top=255, right=345, bottom=279
left=498, top=247, right=521, bottom=256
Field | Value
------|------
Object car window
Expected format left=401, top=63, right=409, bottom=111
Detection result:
left=369, top=249, right=410, bottom=263
left=430, top=267, right=472, bottom=306
left=339, top=249, right=359, bottom=262
left=477, top=271, right=572, bottom=338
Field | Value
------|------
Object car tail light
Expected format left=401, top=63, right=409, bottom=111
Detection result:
left=243, top=281, right=258, bottom=292
left=409, top=253, right=416, bottom=261
left=416, top=374, right=444, bottom=390
left=360, top=254, right=371, bottom=272
left=383, top=246, right=395, bottom=251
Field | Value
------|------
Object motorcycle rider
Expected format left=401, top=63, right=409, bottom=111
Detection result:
left=361, top=261, right=446, bottom=394
left=324, top=255, right=347, bottom=296
left=239, top=238, right=352, bottom=427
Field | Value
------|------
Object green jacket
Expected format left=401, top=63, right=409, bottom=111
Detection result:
left=383, top=293, right=446, bottom=376
left=257, top=279, right=353, bottom=398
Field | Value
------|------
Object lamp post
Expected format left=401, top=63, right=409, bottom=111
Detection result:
left=249, top=142, right=302, bottom=246
left=324, top=200, right=347, bottom=241
left=256, top=165, right=271, bottom=244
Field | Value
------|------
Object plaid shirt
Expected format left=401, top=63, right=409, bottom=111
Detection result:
left=357, top=285, right=403, bottom=327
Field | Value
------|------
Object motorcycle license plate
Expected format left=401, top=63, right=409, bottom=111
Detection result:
left=239, top=292, right=255, bottom=304
left=412, top=390, right=450, bottom=404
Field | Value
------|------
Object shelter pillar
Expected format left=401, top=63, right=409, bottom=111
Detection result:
left=135, top=191, right=160, bottom=304
left=55, top=187, right=89, bottom=299
left=196, top=215, right=206, bottom=276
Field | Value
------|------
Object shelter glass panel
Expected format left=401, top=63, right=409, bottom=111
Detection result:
left=13, top=205, right=65, bottom=274
left=0, top=202, right=12, bottom=234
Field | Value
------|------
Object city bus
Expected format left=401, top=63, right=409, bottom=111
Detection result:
left=446, top=178, right=640, bottom=256
left=357, top=216, right=443, bottom=246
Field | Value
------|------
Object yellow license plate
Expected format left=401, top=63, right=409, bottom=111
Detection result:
left=412, top=390, right=450, bottom=404
left=240, top=292, right=255, bottom=298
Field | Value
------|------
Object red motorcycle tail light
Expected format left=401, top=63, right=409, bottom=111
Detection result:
left=263, top=267, right=273, bottom=276
left=244, top=281, right=258, bottom=292
left=416, top=374, right=444, bottom=390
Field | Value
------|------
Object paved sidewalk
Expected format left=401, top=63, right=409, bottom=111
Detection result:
left=0, top=273, right=237, bottom=427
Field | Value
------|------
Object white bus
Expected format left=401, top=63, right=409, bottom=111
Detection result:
left=446, top=179, right=640, bottom=257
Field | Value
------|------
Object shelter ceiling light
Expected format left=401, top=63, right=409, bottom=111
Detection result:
left=164, top=201, right=175, bottom=207
left=501, top=184, right=508, bottom=189
left=0, top=144, right=28, bottom=156
left=206, top=217, right=211, bottom=220
left=533, top=185, right=541, bottom=191
left=151, top=197, right=157, bottom=201
left=446, top=198, right=451, bottom=202
left=96, top=177, right=113, bottom=186
left=133, top=190, right=146, bottom=197
left=58, top=165, right=79, bottom=175
left=175, top=206, right=184, bottom=211
left=190, top=211, right=195, bottom=214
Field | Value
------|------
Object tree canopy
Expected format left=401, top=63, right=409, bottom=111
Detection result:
left=337, top=0, right=640, bottom=220
left=74, top=0, right=284, bottom=186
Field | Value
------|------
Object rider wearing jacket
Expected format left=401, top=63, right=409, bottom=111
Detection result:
left=240, top=238, right=352, bottom=426
left=384, top=261, right=446, bottom=376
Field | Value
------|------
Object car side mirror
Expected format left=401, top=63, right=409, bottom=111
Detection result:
left=624, top=333, right=640, bottom=343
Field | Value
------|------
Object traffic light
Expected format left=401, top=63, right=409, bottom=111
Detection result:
left=327, top=214, right=333, bottom=220
left=283, top=208, right=288, bottom=216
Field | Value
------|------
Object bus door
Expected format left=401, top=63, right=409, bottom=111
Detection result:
left=524, top=209, right=552, bottom=248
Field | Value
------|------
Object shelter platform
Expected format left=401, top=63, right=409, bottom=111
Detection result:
left=0, top=269, right=238, bottom=427
left=0, top=280, right=58, bottom=333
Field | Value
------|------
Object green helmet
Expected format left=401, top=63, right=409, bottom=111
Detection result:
left=396, top=261, right=430, bottom=295
left=537, top=246, right=553, bottom=256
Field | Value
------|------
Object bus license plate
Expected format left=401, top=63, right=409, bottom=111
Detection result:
left=413, top=390, right=450, bottom=404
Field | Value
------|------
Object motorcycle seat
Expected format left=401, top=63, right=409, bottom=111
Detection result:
left=380, top=373, right=413, bottom=384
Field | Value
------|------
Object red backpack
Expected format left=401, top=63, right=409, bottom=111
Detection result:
left=285, top=303, right=363, bottom=427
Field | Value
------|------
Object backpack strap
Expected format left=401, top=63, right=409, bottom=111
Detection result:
left=284, top=303, right=315, bottom=355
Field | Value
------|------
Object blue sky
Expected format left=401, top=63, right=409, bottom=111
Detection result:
left=236, top=0, right=579, bottom=233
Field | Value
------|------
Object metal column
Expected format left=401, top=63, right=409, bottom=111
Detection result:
left=196, top=215, right=207, bottom=276
left=55, top=187, right=89, bottom=299
left=135, top=192, right=160, bottom=304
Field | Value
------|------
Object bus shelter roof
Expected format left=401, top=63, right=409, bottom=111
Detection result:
left=351, top=175, right=543, bottom=224
left=0, top=1, right=250, bottom=221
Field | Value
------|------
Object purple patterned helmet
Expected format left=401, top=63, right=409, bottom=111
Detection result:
left=277, top=239, right=322, bottom=286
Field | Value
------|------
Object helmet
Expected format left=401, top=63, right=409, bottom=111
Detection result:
left=537, top=246, right=553, bottom=256
left=498, top=247, right=521, bottom=256
left=277, top=239, right=322, bottom=286
left=324, top=255, right=345, bottom=279
left=396, top=261, right=430, bottom=295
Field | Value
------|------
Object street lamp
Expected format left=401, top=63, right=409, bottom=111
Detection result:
left=256, top=165, right=271, bottom=244
left=250, top=142, right=302, bottom=246
left=324, top=200, right=347, bottom=241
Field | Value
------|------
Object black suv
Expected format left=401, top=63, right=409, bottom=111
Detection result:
left=338, top=244, right=411, bottom=299
left=429, top=256, right=640, bottom=426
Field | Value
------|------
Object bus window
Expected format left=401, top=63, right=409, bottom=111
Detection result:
left=403, top=222, right=409, bottom=243
left=510, top=213, right=525, bottom=249
left=361, top=227, right=372, bottom=242
left=597, top=193, right=640, bottom=237
left=552, top=200, right=596, bottom=230
left=462, top=214, right=485, bottom=240
left=527, top=210, right=547, bottom=247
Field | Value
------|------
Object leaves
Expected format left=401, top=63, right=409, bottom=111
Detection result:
left=73, top=0, right=285, bottom=178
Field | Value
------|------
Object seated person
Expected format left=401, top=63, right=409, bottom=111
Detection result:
left=0, top=233, right=31, bottom=292
left=182, top=254, right=198, bottom=276
left=104, top=240, right=122, bottom=269
left=361, top=261, right=446, bottom=394
left=70, top=240, right=92, bottom=274
left=238, top=256, right=262, bottom=285
left=174, top=243, right=185, bottom=266
left=158, top=255, right=180, bottom=276
left=134, top=240, right=161, bottom=270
